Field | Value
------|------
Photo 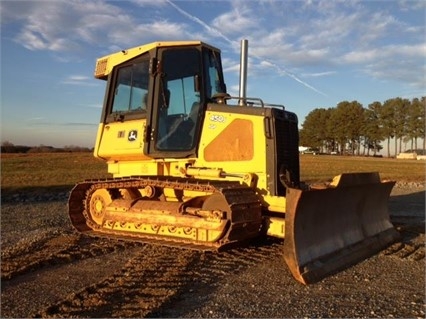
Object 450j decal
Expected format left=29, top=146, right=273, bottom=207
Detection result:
left=209, top=114, right=226, bottom=123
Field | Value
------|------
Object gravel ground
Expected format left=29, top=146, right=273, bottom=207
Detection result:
left=1, top=183, right=424, bottom=318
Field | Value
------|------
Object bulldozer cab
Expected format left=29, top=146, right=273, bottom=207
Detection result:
left=96, top=41, right=226, bottom=160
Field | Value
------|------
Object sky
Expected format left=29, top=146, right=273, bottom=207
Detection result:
left=1, top=0, right=425, bottom=148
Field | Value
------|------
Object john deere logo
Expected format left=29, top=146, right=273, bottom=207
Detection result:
left=128, top=130, right=137, bottom=141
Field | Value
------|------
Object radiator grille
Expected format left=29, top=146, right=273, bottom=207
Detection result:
left=272, top=109, right=300, bottom=195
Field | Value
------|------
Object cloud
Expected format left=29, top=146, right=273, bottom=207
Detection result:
left=3, top=0, right=424, bottom=93
left=165, top=0, right=235, bottom=45
left=4, top=0, right=189, bottom=54
left=166, top=1, right=326, bottom=96
left=0, top=1, right=39, bottom=23
left=341, top=50, right=380, bottom=64
left=397, top=0, right=426, bottom=11
left=340, top=43, right=426, bottom=88
left=27, top=117, right=45, bottom=121
left=302, top=71, right=337, bottom=78
left=244, top=1, right=425, bottom=90
left=68, top=75, right=90, bottom=81
left=7, top=1, right=120, bottom=51
left=130, top=0, right=168, bottom=7
left=61, top=75, right=97, bottom=86
left=363, top=56, right=426, bottom=89
left=25, top=119, right=97, bottom=127
left=211, top=1, right=259, bottom=35
left=64, top=122, right=98, bottom=127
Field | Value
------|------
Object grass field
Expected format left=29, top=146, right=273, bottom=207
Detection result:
left=1, top=153, right=109, bottom=191
left=299, top=154, right=425, bottom=183
left=1, top=152, right=424, bottom=191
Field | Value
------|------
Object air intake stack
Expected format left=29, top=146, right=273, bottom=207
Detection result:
left=239, top=39, right=248, bottom=106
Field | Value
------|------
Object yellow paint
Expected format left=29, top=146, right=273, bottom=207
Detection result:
left=265, top=217, right=285, bottom=238
left=196, top=109, right=270, bottom=192
left=95, top=120, right=150, bottom=161
left=262, top=195, right=286, bottom=213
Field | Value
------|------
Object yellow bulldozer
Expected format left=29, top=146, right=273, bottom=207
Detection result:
left=69, top=40, right=399, bottom=284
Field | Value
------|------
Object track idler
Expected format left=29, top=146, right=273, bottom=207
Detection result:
left=283, top=172, right=400, bottom=285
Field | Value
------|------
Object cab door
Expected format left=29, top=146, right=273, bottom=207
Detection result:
left=145, top=46, right=203, bottom=158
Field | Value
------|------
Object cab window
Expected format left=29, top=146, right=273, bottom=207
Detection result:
left=203, top=49, right=226, bottom=100
left=111, top=60, right=149, bottom=114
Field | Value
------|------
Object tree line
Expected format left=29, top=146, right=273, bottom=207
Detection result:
left=299, top=97, right=425, bottom=157
left=1, top=141, right=92, bottom=153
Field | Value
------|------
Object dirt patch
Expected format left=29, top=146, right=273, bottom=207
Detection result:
left=1, top=184, right=424, bottom=318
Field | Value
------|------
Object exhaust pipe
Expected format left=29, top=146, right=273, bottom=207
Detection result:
left=239, top=39, right=248, bottom=106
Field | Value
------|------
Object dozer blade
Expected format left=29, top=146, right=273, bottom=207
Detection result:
left=283, top=172, right=400, bottom=285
